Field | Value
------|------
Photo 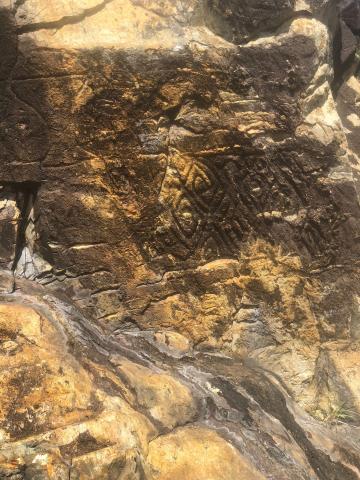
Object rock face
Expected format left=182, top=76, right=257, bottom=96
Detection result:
left=2, top=0, right=360, bottom=478
left=1, top=275, right=360, bottom=479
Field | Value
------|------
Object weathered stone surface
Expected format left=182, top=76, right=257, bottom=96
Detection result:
left=115, top=359, right=197, bottom=429
left=337, top=75, right=360, bottom=191
left=153, top=330, right=192, bottom=356
left=0, top=283, right=359, bottom=479
left=2, top=0, right=360, bottom=477
left=0, top=301, right=156, bottom=479
left=147, top=426, right=265, bottom=480
left=0, top=303, right=155, bottom=444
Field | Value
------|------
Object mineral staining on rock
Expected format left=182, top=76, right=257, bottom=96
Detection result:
left=2, top=0, right=360, bottom=478
left=1, top=278, right=360, bottom=479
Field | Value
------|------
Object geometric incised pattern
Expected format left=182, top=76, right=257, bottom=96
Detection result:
left=162, top=159, right=231, bottom=259
left=151, top=148, right=343, bottom=267
left=153, top=158, right=235, bottom=261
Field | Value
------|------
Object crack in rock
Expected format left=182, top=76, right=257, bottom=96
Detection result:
left=16, top=0, right=115, bottom=34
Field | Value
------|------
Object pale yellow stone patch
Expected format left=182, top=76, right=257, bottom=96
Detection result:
left=153, top=330, right=192, bottom=354
left=347, top=113, right=360, bottom=127
left=147, top=426, right=265, bottom=480
left=116, top=359, right=197, bottom=429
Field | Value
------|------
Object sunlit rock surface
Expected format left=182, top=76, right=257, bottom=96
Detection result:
left=1, top=0, right=360, bottom=477
left=0, top=274, right=360, bottom=479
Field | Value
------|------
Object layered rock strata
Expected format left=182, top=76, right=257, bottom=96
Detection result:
left=0, top=274, right=360, bottom=479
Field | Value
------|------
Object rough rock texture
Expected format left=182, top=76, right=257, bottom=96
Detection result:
left=2, top=0, right=360, bottom=477
left=1, top=275, right=360, bottom=479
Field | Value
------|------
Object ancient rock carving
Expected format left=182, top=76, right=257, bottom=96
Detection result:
left=1, top=0, right=360, bottom=478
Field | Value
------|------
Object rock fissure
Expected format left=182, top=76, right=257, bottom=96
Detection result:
left=237, top=10, right=316, bottom=46
left=0, top=182, right=39, bottom=274
left=16, top=0, right=115, bottom=35
left=13, top=0, right=27, bottom=14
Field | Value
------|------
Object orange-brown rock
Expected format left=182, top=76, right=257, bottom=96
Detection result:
left=0, top=285, right=359, bottom=479
left=1, top=0, right=360, bottom=477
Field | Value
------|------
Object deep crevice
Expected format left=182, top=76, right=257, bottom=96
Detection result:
left=16, top=0, right=114, bottom=34
left=5, top=181, right=41, bottom=273
left=332, top=0, right=360, bottom=95
left=238, top=10, right=314, bottom=46
left=13, top=0, right=27, bottom=14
